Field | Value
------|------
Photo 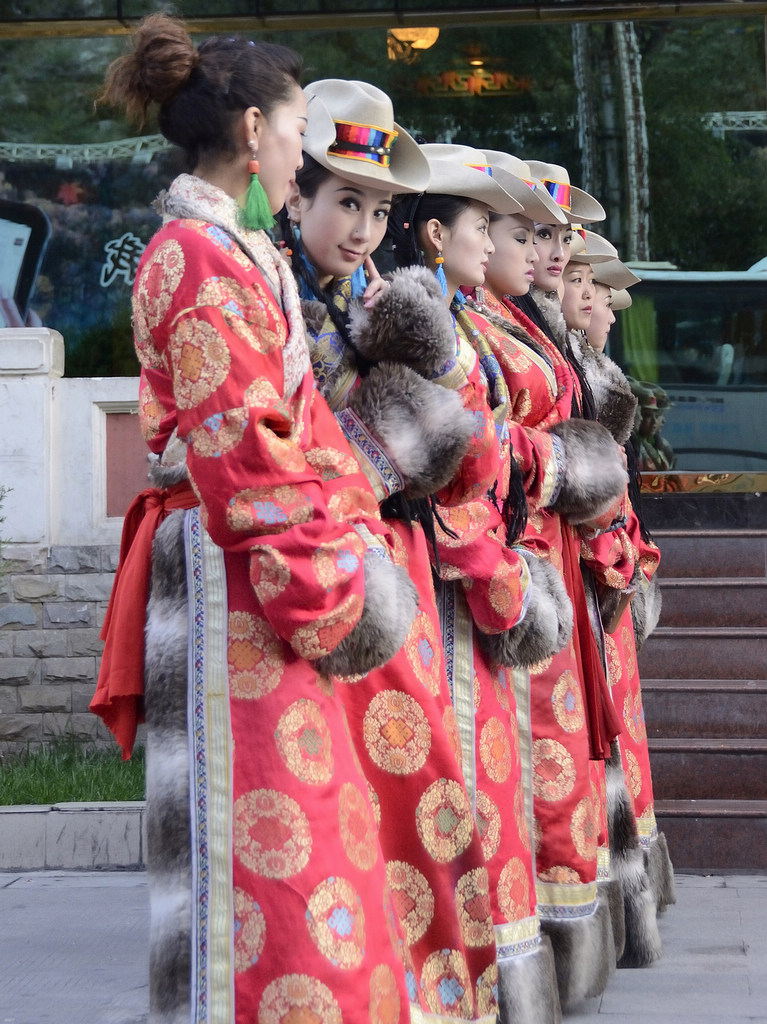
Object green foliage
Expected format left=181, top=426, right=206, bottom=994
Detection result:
left=0, top=739, right=146, bottom=805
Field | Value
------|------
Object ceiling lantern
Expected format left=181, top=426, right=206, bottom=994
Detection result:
left=387, top=27, right=440, bottom=63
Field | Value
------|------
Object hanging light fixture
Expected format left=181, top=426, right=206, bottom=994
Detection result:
left=387, top=27, right=440, bottom=63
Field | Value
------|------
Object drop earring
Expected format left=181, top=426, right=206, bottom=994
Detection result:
left=435, top=251, right=448, bottom=297
left=240, top=142, right=274, bottom=232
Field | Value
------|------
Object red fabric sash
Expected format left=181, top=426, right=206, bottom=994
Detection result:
left=561, top=523, right=622, bottom=760
left=90, top=480, right=199, bottom=758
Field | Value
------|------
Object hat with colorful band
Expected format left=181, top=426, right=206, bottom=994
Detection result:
left=525, top=160, right=606, bottom=223
left=301, top=79, right=429, bottom=193
left=483, top=150, right=569, bottom=224
left=418, top=143, right=522, bottom=214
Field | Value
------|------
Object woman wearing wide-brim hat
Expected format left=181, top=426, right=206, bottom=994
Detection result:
left=280, top=84, right=510, bottom=1024
left=562, top=238, right=676, bottom=961
left=452, top=156, right=635, bottom=1009
left=384, top=142, right=604, bottom=1024
left=93, top=22, right=430, bottom=1024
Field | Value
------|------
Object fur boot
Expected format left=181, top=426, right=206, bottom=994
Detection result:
left=497, top=934, right=562, bottom=1024
left=144, top=510, right=193, bottom=1023
left=606, top=743, right=663, bottom=968
left=646, top=832, right=677, bottom=913
left=345, top=360, right=475, bottom=498
left=479, top=549, right=573, bottom=667
left=546, top=418, right=629, bottom=524
left=317, top=550, right=418, bottom=677
left=348, top=265, right=457, bottom=378
left=540, top=891, right=616, bottom=1009
left=600, top=875, right=626, bottom=965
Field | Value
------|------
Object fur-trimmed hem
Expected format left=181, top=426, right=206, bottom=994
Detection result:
left=317, top=550, right=417, bottom=677
left=145, top=510, right=193, bottom=1022
left=646, top=832, right=677, bottom=913
left=600, top=877, right=626, bottom=965
left=540, top=893, right=616, bottom=1008
left=497, top=935, right=562, bottom=1024
left=479, top=550, right=573, bottom=667
left=631, top=572, right=663, bottom=651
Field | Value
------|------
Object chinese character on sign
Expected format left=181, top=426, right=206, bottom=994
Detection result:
left=100, top=232, right=146, bottom=287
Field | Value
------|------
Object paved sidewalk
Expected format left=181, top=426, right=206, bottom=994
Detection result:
left=1, top=870, right=766, bottom=1023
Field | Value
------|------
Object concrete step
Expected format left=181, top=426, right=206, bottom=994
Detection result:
left=655, top=799, right=767, bottom=871
left=652, top=530, right=767, bottom=579
left=658, top=578, right=767, bottom=629
left=642, top=678, right=767, bottom=738
left=649, top=738, right=767, bottom=801
left=638, top=627, right=767, bottom=680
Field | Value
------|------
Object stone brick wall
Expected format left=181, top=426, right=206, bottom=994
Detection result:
left=0, top=543, right=122, bottom=756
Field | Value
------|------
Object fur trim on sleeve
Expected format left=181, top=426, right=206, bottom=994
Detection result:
left=546, top=418, right=629, bottom=524
left=348, top=266, right=457, bottom=378
left=346, top=361, right=475, bottom=498
left=630, top=570, right=662, bottom=650
left=317, top=550, right=418, bottom=677
left=570, top=333, right=638, bottom=445
left=478, top=549, right=573, bottom=667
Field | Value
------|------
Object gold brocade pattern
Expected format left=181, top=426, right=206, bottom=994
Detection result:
left=416, top=779, right=475, bottom=863
left=275, top=699, right=334, bottom=785
left=624, top=689, right=647, bottom=744
left=134, top=238, right=185, bottom=338
left=488, top=558, right=523, bottom=617
left=551, top=671, right=587, bottom=733
left=532, top=738, right=576, bottom=802
left=404, top=611, right=443, bottom=696
left=306, top=876, right=366, bottom=969
left=363, top=691, right=432, bottom=775
left=475, top=790, right=502, bottom=861
left=455, top=867, right=494, bottom=948
left=171, top=318, right=231, bottom=410
left=189, top=407, right=248, bottom=458
left=258, top=419, right=307, bottom=473
left=476, top=963, right=499, bottom=1017
left=250, top=547, right=291, bottom=605
left=227, top=484, right=313, bottom=533
left=338, top=781, right=379, bottom=871
left=497, top=858, right=531, bottom=921
left=369, top=964, right=402, bottom=1024
left=479, top=716, right=513, bottom=784
left=625, top=749, right=643, bottom=798
left=514, top=780, right=531, bottom=853
left=421, top=948, right=473, bottom=1018
left=571, top=795, right=599, bottom=861
left=387, top=860, right=435, bottom=944
left=312, top=537, right=365, bottom=591
left=259, top=973, right=343, bottom=1024
left=228, top=611, right=284, bottom=700
left=291, top=592, right=364, bottom=660
left=233, top=886, right=266, bottom=973
left=233, top=789, right=312, bottom=879
left=305, top=446, right=360, bottom=482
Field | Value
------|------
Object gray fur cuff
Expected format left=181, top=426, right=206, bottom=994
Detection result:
left=546, top=418, right=628, bottom=524
left=347, top=266, right=457, bottom=378
left=478, top=550, right=573, bottom=668
left=317, top=550, right=418, bottom=677
left=345, top=362, right=474, bottom=499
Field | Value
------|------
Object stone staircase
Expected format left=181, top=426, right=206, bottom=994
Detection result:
left=638, top=528, right=767, bottom=871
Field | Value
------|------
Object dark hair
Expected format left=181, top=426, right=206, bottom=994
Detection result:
left=387, top=192, right=471, bottom=268
left=99, top=13, right=302, bottom=170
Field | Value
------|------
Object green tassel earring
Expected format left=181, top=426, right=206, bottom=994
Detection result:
left=240, top=154, right=274, bottom=232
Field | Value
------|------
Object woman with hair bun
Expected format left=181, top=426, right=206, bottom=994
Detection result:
left=92, top=15, right=421, bottom=1023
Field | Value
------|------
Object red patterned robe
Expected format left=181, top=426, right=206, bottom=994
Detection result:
left=303, top=284, right=499, bottom=1023
left=132, top=175, right=413, bottom=1024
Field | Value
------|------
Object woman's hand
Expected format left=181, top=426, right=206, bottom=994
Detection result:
left=362, top=256, right=390, bottom=309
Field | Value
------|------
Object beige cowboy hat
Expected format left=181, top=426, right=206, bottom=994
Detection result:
left=611, top=288, right=632, bottom=311
left=567, top=228, right=618, bottom=265
left=301, top=78, right=430, bottom=193
left=483, top=150, right=569, bottom=224
left=419, top=143, right=522, bottom=215
left=593, top=256, right=641, bottom=290
left=525, top=161, right=605, bottom=223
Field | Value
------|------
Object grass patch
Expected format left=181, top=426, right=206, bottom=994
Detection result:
left=0, top=740, right=146, bottom=805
